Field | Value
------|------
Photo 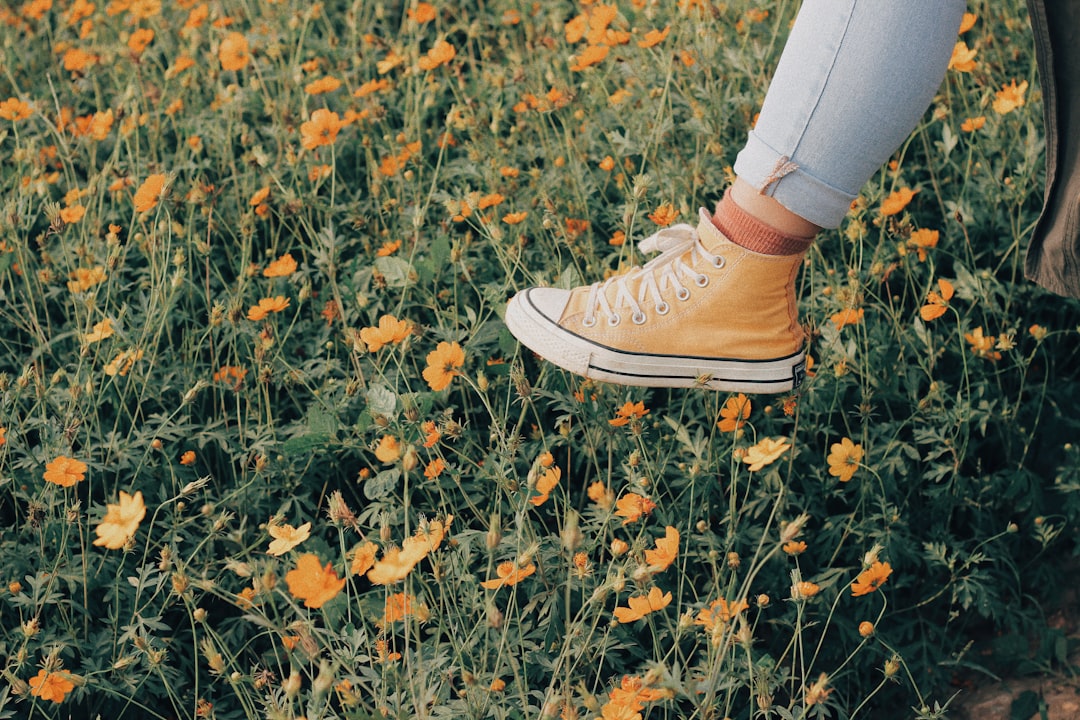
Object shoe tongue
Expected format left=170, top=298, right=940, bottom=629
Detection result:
left=638, top=223, right=696, bottom=254
left=694, top=207, right=730, bottom=252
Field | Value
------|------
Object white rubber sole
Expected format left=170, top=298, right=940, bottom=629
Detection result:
left=505, top=289, right=806, bottom=394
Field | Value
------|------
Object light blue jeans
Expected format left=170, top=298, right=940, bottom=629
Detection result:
left=734, top=0, right=967, bottom=229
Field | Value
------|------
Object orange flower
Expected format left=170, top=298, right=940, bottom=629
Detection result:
left=382, top=592, right=428, bottom=625
left=104, top=348, right=144, bottom=377
left=960, top=116, right=986, bottom=133
left=570, top=44, right=608, bottom=72
left=421, top=420, right=440, bottom=448
left=28, top=669, right=75, bottom=703
left=0, top=97, right=32, bottom=121
left=827, top=438, right=864, bottom=482
left=791, top=581, right=820, bottom=600
left=644, top=526, right=679, bottom=571
left=907, top=228, right=939, bottom=261
left=423, top=341, right=465, bottom=391
left=613, top=586, right=671, bottom=623
left=285, top=553, right=346, bottom=608
left=529, top=466, right=561, bottom=506
left=637, top=26, right=669, bottom=48
left=60, top=205, right=85, bottom=224
left=304, top=76, right=341, bottom=95
left=267, top=521, right=311, bottom=556
left=408, top=2, right=436, bottom=22
left=300, top=108, right=343, bottom=150
left=480, top=560, right=536, bottom=589
left=694, top=597, right=748, bottom=632
left=359, top=314, right=412, bottom=352
left=249, top=186, right=270, bottom=207
left=717, top=393, right=751, bottom=432
left=44, top=456, right=87, bottom=487
left=355, top=78, right=391, bottom=97
left=609, top=400, right=648, bottom=427
left=993, top=79, right=1027, bottom=115
left=880, top=187, right=917, bottom=216
left=947, top=41, right=976, bottom=73
left=647, top=203, right=678, bottom=226
left=830, top=307, right=864, bottom=329
left=783, top=540, right=807, bottom=555
left=219, top=32, right=250, bottom=71
left=920, top=278, right=954, bottom=321
left=958, top=12, right=977, bottom=33
left=128, top=27, right=154, bottom=54
left=742, top=437, right=790, bottom=472
left=418, top=40, right=455, bottom=70
left=133, top=173, right=167, bottom=212
left=93, top=490, right=146, bottom=549
left=376, top=239, right=401, bottom=256
left=81, top=318, right=115, bottom=344
left=63, top=47, right=98, bottom=73
left=850, top=561, right=892, bottom=597
left=246, top=295, right=290, bottom=321
left=502, top=211, right=527, bottom=224
left=367, top=517, right=452, bottom=585
left=262, top=253, right=297, bottom=277
left=350, top=541, right=378, bottom=576
left=964, top=326, right=1002, bottom=361
left=614, top=492, right=656, bottom=525
left=424, top=457, right=445, bottom=479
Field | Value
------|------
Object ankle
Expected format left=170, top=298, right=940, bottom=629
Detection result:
left=715, top=181, right=817, bottom=256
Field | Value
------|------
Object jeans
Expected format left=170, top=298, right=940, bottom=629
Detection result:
left=734, top=0, right=967, bottom=228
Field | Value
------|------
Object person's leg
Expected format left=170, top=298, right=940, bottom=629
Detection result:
left=505, top=0, right=966, bottom=393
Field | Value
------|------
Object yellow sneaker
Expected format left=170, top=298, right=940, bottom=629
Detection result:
left=505, top=208, right=806, bottom=393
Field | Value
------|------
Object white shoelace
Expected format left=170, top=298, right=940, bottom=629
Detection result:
left=582, top=223, right=726, bottom=328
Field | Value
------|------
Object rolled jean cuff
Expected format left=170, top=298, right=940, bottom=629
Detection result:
left=734, top=131, right=856, bottom=230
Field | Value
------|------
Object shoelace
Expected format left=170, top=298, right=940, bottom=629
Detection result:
left=582, top=222, right=726, bottom=328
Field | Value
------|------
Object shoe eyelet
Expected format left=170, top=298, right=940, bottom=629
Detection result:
left=712, top=255, right=726, bottom=269
left=655, top=301, right=670, bottom=315
left=695, top=275, right=709, bottom=288
left=676, top=287, right=691, bottom=301
left=607, top=313, right=621, bottom=327
left=631, top=311, right=646, bottom=325
left=582, top=316, right=597, bottom=328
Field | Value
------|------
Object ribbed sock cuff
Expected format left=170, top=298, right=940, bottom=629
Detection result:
left=711, top=188, right=815, bottom=256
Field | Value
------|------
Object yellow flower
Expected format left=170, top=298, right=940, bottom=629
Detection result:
left=742, top=437, right=790, bottom=472
left=948, top=41, right=976, bottom=72
left=93, top=490, right=146, bottom=549
left=827, top=438, right=864, bottom=482
left=44, top=456, right=87, bottom=487
left=613, top=586, right=672, bottom=623
left=992, top=79, right=1028, bottom=116
left=851, top=561, right=892, bottom=597
left=374, top=435, right=401, bottom=463
left=422, top=341, right=465, bottom=391
left=267, top=521, right=311, bottom=556
left=418, top=40, right=456, bottom=70
left=83, top=318, right=115, bottom=343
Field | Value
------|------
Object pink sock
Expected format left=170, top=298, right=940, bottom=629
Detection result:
left=711, top=188, right=815, bottom=256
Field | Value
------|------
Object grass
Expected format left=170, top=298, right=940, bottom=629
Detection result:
left=1, top=0, right=1080, bottom=718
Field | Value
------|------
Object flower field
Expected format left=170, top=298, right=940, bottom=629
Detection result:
left=2, top=0, right=1080, bottom=718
